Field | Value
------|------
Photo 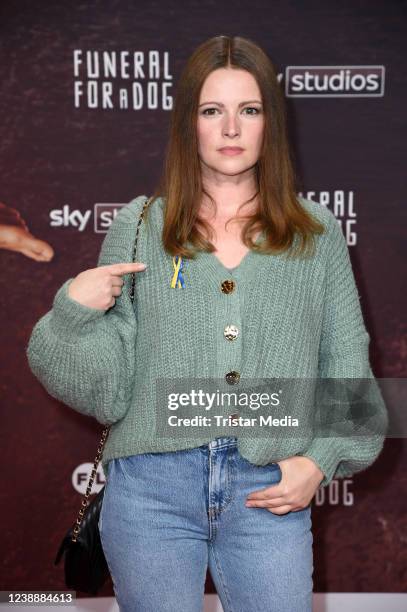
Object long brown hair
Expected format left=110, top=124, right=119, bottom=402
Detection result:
left=147, top=35, right=325, bottom=259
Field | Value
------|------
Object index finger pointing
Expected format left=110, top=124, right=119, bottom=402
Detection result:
left=102, top=262, right=147, bottom=275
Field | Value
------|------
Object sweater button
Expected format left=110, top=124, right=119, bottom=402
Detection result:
left=225, top=371, right=240, bottom=385
left=224, top=324, right=239, bottom=341
left=221, top=280, right=235, bottom=294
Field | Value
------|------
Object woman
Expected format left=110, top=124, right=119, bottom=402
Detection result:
left=27, top=36, right=387, bottom=611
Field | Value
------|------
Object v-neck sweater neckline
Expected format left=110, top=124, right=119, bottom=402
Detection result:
left=155, top=196, right=268, bottom=285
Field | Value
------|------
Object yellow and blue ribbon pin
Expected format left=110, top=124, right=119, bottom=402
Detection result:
left=170, top=255, right=186, bottom=288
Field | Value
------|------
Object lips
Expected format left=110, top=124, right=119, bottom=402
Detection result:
left=218, top=147, right=244, bottom=156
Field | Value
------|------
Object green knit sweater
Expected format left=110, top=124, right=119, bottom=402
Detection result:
left=26, top=195, right=388, bottom=486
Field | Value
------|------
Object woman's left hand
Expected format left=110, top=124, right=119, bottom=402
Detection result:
left=245, top=456, right=324, bottom=515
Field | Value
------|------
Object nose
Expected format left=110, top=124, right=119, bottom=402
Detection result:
left=222, top=113, right=240, bottom=137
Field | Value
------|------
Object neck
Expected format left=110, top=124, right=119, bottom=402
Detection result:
left=198, top=192, right=259, bottom=221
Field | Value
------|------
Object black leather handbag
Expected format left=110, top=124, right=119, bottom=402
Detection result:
left=54, top=429, right=110, bottom=595
left=54, top=195, right=154, bottom=594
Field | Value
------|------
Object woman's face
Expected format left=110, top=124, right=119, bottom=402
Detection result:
left=197, top=67, right=265, bottom=179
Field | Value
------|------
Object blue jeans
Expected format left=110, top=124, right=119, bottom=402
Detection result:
left=99, top=436, right=313, bottom=611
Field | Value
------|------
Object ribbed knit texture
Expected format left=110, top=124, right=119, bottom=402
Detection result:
left=26, top=195, right=388, bottom=486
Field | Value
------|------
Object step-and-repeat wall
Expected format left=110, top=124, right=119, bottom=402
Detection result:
left=0, top=1, right=405, bottom=609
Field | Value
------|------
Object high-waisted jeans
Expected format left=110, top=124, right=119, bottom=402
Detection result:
left=99, top=436, right=313, bottom=612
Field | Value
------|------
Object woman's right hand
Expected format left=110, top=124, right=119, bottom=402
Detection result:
left=67, top=262, right=147, bottom=310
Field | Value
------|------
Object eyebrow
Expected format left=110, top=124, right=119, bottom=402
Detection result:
left=198, top=100, right=262, bottom=107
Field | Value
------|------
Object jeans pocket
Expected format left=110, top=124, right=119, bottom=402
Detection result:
left=268, top=462, right=282, bottom=484
left=274, top=461, right=282, bottom=478
left=255, top=462, right=282, bottom=488
left=116, top=453, right=149, bottom=480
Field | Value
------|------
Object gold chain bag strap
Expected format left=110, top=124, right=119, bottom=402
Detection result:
left=72, top=194, right=154, bottom=540
left=54, top=195, right=155, bottom=595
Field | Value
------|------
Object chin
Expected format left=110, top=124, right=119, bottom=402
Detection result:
left=205, top=159, right=252, bottom=173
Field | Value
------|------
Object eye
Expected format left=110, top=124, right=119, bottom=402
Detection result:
left=243, top=107, right=262, bottom=115
left=201, top=107, right=219, bottom=116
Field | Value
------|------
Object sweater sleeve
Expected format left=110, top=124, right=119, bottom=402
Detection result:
left=26, top=196, right=146, bottom=424
left=300, top=212, right=389, bottom=487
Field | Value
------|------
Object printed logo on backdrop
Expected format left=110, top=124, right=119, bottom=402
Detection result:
left=73, top=49, right=173, bottom=109
left=285, top=66, right=385, bottom=97
left=314, top=479, right=354, bottom=506
left=72, top=463, right=106, bottom=494
left=299, top=190, right=358, bottom=245
left=49, top=203, right=122, bottom=232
